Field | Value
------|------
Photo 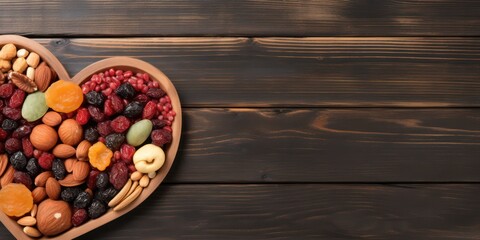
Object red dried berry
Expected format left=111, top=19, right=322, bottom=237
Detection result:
left=13, top=171, right=33, bottom=190
left=0, top=83, right=14, bottom=98
left=72, top=208, right=89, bottom=227
left=88, top=106, right=105, bottom=122
left=38, top=152, right=55, bottom=170
left=110, top=116, right=130, bottom=133
left=22, top=137, right=34, bottom=158
left=109, top=162, right=129, bottom=190
left=120, top=144, right=135, bottom=164
left=142, top=101, right=157, bottom=119
left=8, top=89, right=26, bottom=108
left=133, top=94, right=149, bottom=104
left=151, top=129, right=172, bottom=147
left=127, top=164, right=136, bottom=173
left=5, top=138, right=21, bottom=154
left=87, top=170, right=100, bottom=190
left=151, top=119, right=167, bottom=129
left=12, top=125, right=32, bottom=139
left=109, top=94, right=124, bottom=113
left=97, top=121, right=113, bottom=137
left=2, top=107, right=21, bottom=120
left=146, top=88, right=165, bottom=99
left=0, top=143, right=4, bottom=154
left=75, top=107, right=90, bottom=125
left=103, top=99, right=115, bottom=117
left=0, top=128, right=8, bottom=141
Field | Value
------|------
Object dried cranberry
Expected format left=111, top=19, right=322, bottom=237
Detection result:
left=8, top=89, right=26, bottom=108
left=109, top=94, right=124, bottom=113
left=105, top=133, right=125, bottom=151
left=76, top=108, right=90, bottom=125
left=103, top=99, right=115, bottom=117
left=151, top=129, right=172, bottom=147
left=0, top=83, right=14, bottom=98
left=33, top=149, right=43, bottom=159
left=5, top=138, right=22, bottom=154
left=13, top=171, right=33, bottom=190
left=97, top=121, right=113, bottom=137
left=110, top=116, right=130, bottom=133
left=84, top=126, right=100, bottom=142
left=38, top=152, right=55, bottom=170
left=120, top=144, right=135, bottom=164
left=12, top=125, right=32, bottom=138
left=22, top=137, right=34, bottom=158
left=9, top=151, right=27, bottom=170
left=142, top=101, right=157, bottom=119
left=87, top=170, right=100, bottom=190
left=133, top=94, right=149, bottom=104
left=2, top=107, right=21, bottom=120
left=146, top=88, right=165, bottom=99
left=88, top=106, right=105, bottom=122
left=2, top=119, right=18, bottom=131
left=72, top=208, right=89, bottom=227
left=0, top=128, right=8, bottom=141
left=151, top=119, right=167, bottom=129
left=109, top=162, right=129, bottom=190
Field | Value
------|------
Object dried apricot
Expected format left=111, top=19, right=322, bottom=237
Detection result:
left=45, top=80, right=83, bottom=113
left=88, top=142, right=113, bottom=171
left=0, top=183, right=34, bottom=217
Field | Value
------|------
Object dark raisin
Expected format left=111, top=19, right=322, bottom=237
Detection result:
left=115, top=83, right=135, bottom=99
left=95, top=172, right=109, bottom=189
left=84, top=126, right=100, bottom=142
left=86, top=91, right=105, bottom=107
left=12, top=125, right=32, bottom=138
left=88, top=105, right=105, bottom=122
left=26, top=158, right=41, bottom=177
left=95, top=187, right=118, bottom=203
left=146, top=88, right=165, bottom=99
left=151, top=119, right=167, bottom=129
left=133, top=94, right=149, bottom=104
left=105, top=133, right=125, bottom=151
left=61, top=187, right=83, bottom=202
left=74, top=191, right=92, bottom=209
left=9, top=151, right=27, bottom=170
left=88, top=199, right=106, bottom=219
left=52, top=158, right=67, bottom=180
left=123, top=101, right=142, bottom=118
left=2, top=119, right=18, bottom=131
left=72, top=208, right=89, bottom=227
left=13, top=171, right=33, bottom=190
left=109, top=162, right=129, bottom=190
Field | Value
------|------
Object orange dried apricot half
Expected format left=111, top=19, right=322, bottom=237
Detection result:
left=0, top=183, right=34, bottom=217
left=45, top=80, right=83, bottom=113
left=88, top=142, right=113, bottom=171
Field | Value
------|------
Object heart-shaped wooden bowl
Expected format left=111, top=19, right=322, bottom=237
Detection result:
left=0, top=35, right=182, bottom=239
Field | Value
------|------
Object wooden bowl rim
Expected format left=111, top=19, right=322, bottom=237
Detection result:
left=0, top=38, right=182, bottom=239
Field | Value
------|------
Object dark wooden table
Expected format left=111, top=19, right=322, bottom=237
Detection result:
left=1, top=1, right=480, bottom=239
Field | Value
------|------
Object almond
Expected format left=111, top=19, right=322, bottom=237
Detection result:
left=58, top=119, right=83, bottom=146
left=52, top=144, right=76, bottom=158
left=17, top=216, right=37, bottom=226
left=31, top=204, right=38, bottom=217
left=76, top=140, right=91, bottom=161
left=42, top=111, right=62, bottom=127
left=30, top=124, right=58, bottom=151
left=34, top=171, right=53, bottom=187
left=58, top=174, right=84, bottom=187
left=34, top=62, right=52, bottom=92
left=64, top=158, right=77, bottom=173
left=46, top=177, right=61, bottom=200
left=0, top=154, right=8, bottom=177
left=32, top=187, right=47, bottom=203
left=0, top=165, right=14, bottom=188
left=72, top=161, right=90, bottom=181
left=23, top=226, right=42, bottom=238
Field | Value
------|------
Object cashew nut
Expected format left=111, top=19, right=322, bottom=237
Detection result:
left=133, top=144, right=165, bottom=174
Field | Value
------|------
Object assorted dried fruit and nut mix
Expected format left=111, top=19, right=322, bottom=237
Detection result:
left=0, top=43, right=175, bottom=238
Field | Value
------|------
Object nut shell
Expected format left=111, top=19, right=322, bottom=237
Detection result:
left=37, top=199, right=72, bottom=236
left=58, top=119, right=83, bottom=146
left=30, top=124, right=58, bottom=151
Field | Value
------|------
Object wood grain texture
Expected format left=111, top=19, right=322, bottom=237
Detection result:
left=1, top=184, right=479, bottom=240
left=164, top=108, right=480, bottom=183
left=36, top=37, right=480, bottom=107
left=1, top=1, right=479, bottom=36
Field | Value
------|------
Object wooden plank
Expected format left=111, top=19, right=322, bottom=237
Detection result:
left=1, top=1, right=480, bottom=36
left=38, top=37, right=480, bottom=107
left=164, top=108, right=480, bottom=183
left=2, top=184, right=479, bottom=239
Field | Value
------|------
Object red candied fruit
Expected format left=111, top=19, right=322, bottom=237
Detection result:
left=38, top=152, right=55, bottom=170
left=76, top=108, right=90, bottom=125
left=8, top=89, right=26, bottom=108
left=110, top=116, right=130, bottom=133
